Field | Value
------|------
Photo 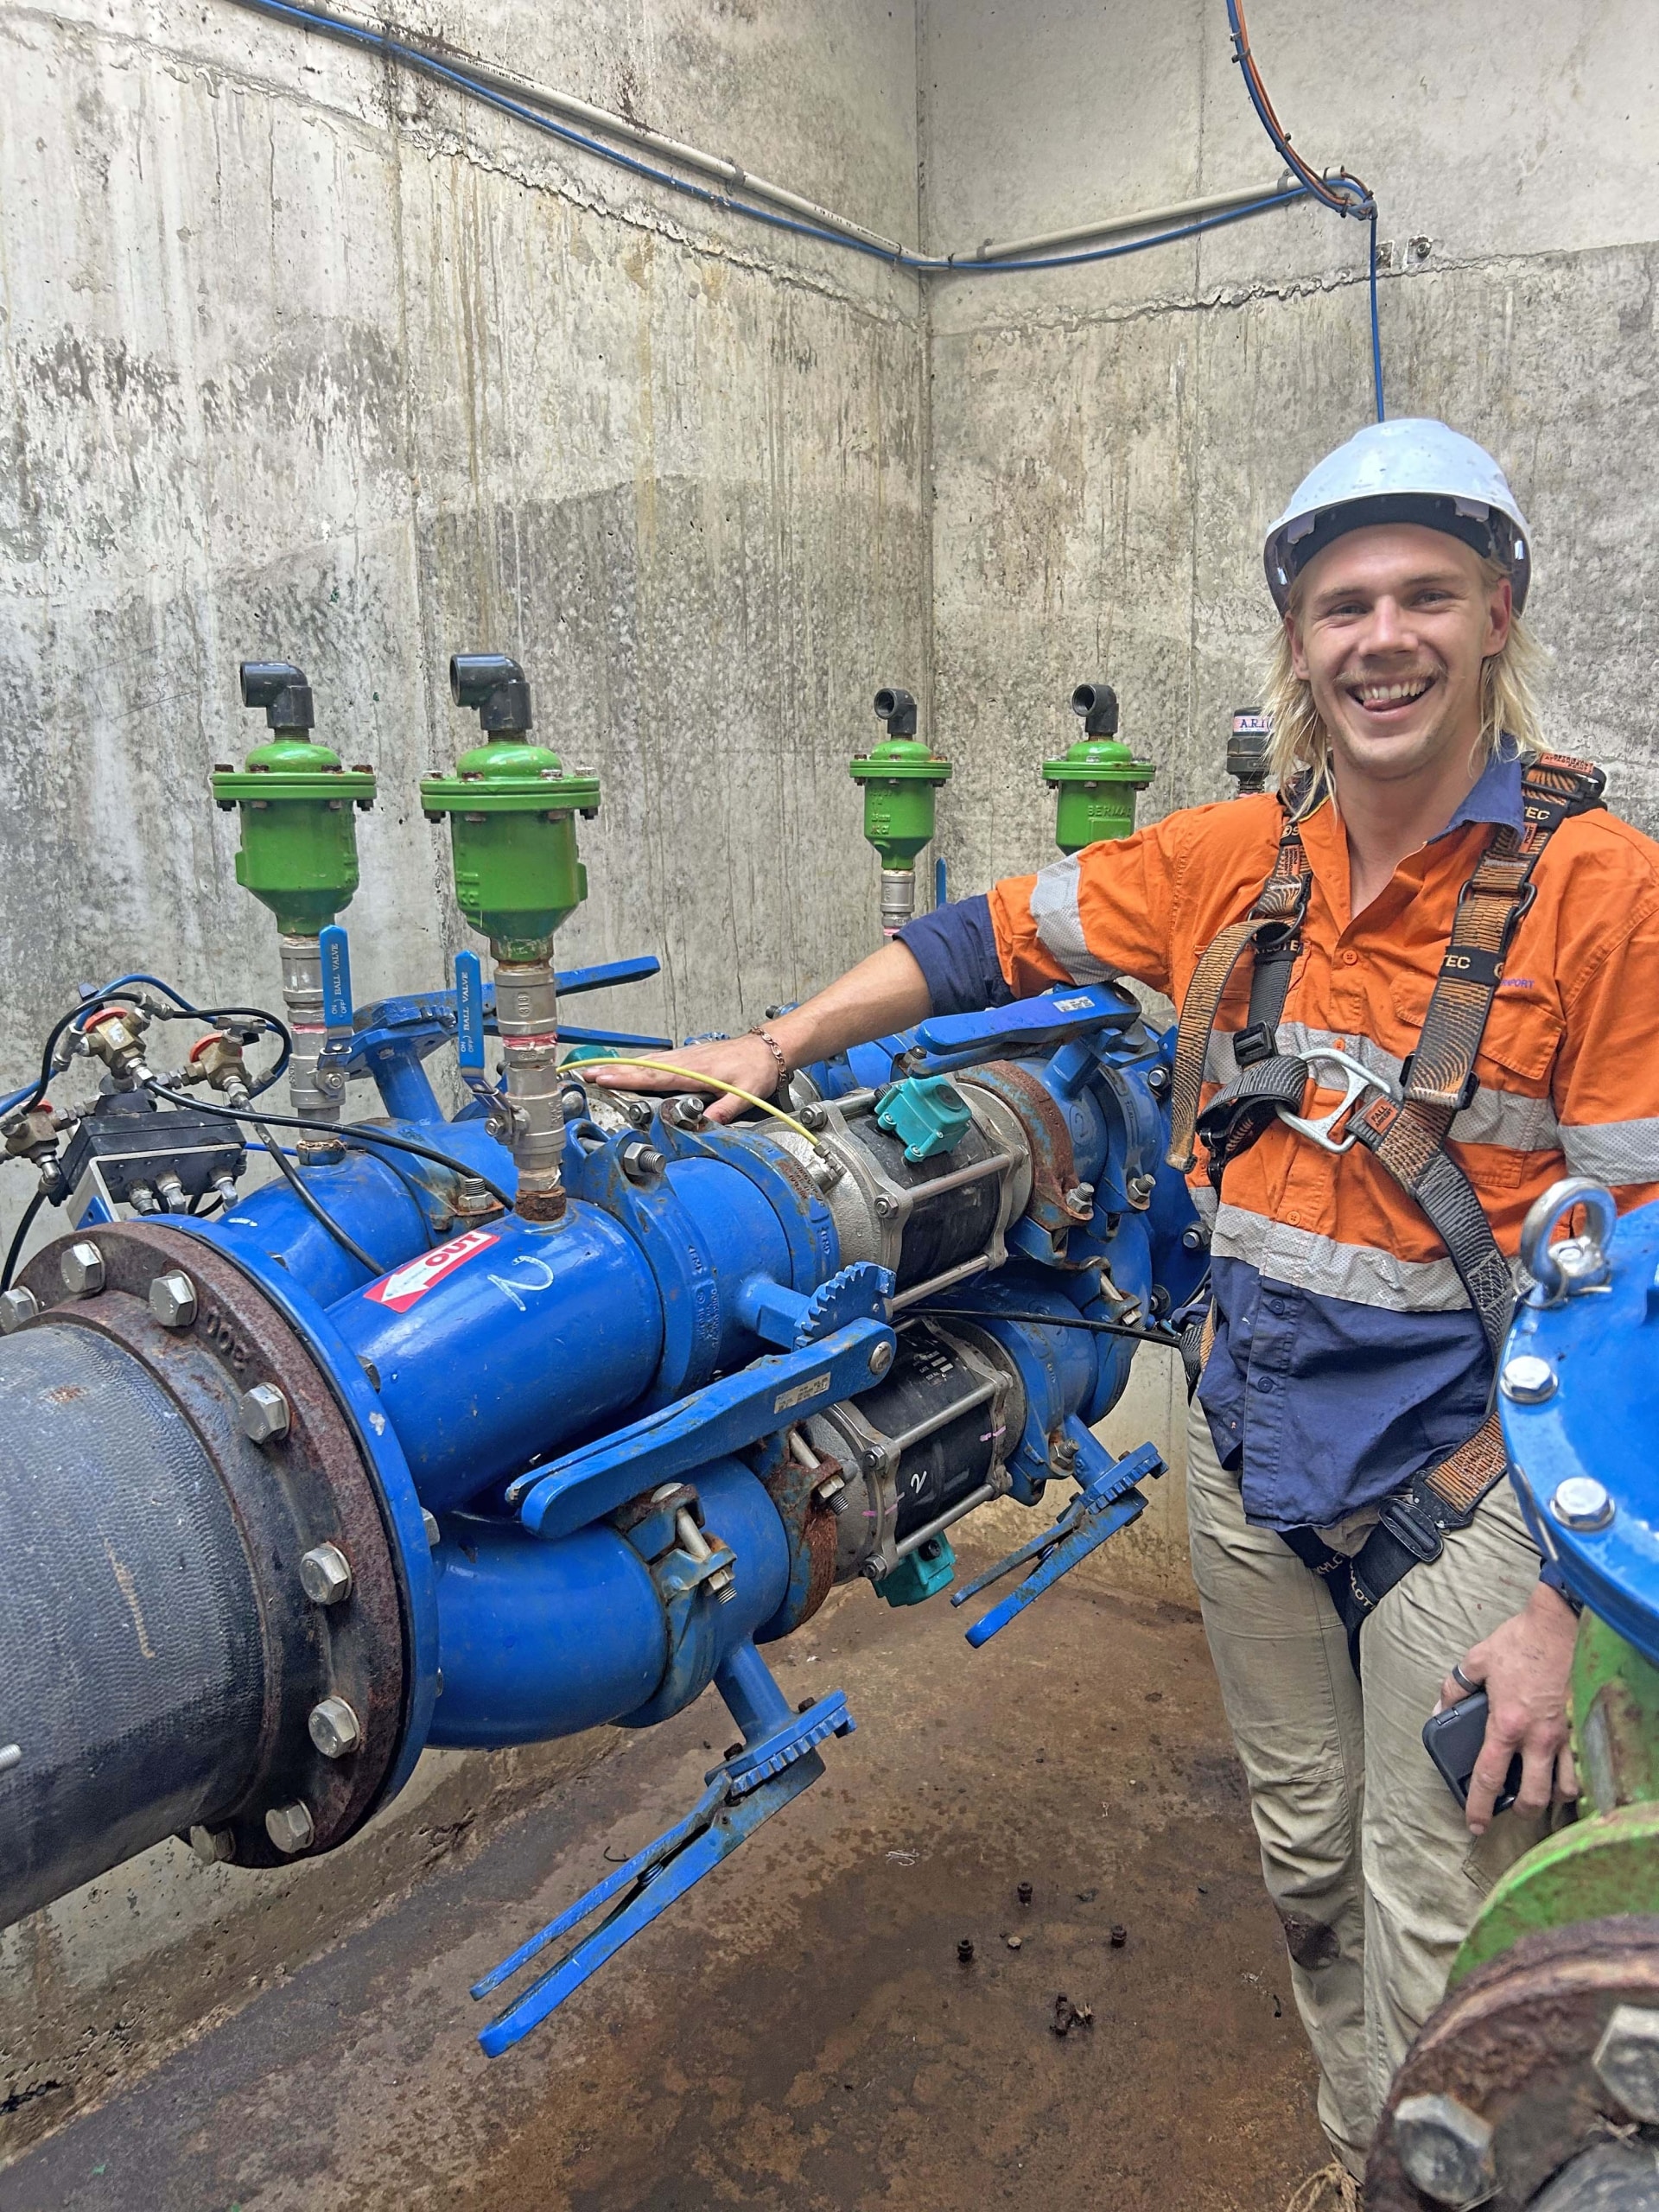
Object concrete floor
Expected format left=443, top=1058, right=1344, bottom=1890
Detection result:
left=0, top=1555, right=1325, bottom=2212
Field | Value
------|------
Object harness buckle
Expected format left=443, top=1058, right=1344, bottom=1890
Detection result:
left=1275, top=1046, right=1401, bottom=1155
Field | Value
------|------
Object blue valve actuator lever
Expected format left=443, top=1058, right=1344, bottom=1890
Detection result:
left=473, top=1645, right=855, bottom=2055
left=511, top=1313, right=896, bottom=1540
left=952, top=1427, right=1166, bottom=1647
left=905, top=982, right=1141, bottom=1074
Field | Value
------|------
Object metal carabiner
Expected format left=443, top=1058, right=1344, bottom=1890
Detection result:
left=1275, top=1046, right=1399, bottom=1155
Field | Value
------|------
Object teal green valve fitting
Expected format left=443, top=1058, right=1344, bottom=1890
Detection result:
left=423, top=655, right=601, bottom=1224
left=216, top=663, right=377, bottom=1122
left=879, top=1534, right=957, bottom=1607
left=1042, top=681, right=1154, bottom=855
left=849, top=686, right=951, bottom=938
left=874, top=1075, right=971, bottom=1164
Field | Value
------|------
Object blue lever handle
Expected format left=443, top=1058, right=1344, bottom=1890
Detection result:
left=953, top=1433, right=1166, bottom=1646
left=473, top=1680, right=854, bottom=2054
left=319, top=925, right=353, bottom=1033
left=454, top=950, right=486, bottom=1073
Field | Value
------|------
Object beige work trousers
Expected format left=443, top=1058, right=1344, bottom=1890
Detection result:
left=1185, top=1399, right=1552, bottom=2177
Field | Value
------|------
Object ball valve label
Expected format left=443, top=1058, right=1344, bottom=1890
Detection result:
left=364, top=1228, right=501, bottom=1313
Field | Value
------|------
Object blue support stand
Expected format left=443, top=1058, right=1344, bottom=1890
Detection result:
left=472, top=1644, right=855, bottom=2056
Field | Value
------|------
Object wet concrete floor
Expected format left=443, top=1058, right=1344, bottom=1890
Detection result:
left=2, top=1562, right=1324, bottom=2211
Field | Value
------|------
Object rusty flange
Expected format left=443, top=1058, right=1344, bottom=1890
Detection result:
left=16, top=1221, right=405, bottom=1867
left=1368, top=1916, right=1659, bottom=2209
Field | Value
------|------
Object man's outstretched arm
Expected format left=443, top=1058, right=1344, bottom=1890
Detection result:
left=584, top=937, right=933, bottom=1124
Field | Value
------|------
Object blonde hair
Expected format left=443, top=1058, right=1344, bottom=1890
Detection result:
left=1263, top=552, right=1548, bottom=796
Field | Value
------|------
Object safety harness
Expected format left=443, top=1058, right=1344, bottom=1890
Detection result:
left=1165, top=752, right=1606, bottom=1667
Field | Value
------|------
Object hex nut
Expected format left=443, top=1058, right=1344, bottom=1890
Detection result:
left=874, top=1193, right=899, bottom=1220
left=1593, top=2003, right=1659, bottom=2122
left=619, top=1141, right=665, bottom=1185
left=422, top=1508, right=441, bottom=1549
left=148, top=1270, right=198, bottom=1329
left=1501, top=1353, right=1557, bottom=1405
left=299, top=1542, right=353, bottom=1607
left=0, top=1287, right=40, bottom=1334
left=308, top=1694, right=363, bottom=1759
left=188, top=1824, right=236, bottom=1866
left=1392, top=2092, right=1497, bottom=2208
left=238, top=1382, right=290, bottom=1444
left=60, top=1241, right=105, bottom=1296
left=1551, top=1477, right=1615, bottom=1533
left=264, top=1801, right=315, bottom=1855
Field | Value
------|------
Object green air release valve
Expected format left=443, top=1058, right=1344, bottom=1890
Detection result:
left=848, top=686, right=951, bottom=938
left=1042, top=681, right=1155, bottom=855
left=213, top=662, right=376, bottom=934
left=874, top=1073, right=971, bottom=1164
left=420, top=654, right=601, bottom=963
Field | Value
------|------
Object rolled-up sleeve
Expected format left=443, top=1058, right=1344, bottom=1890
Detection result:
left=898, top=896, right=1015, bottom=1015
left=987, top=821, right=1184, bottom=1001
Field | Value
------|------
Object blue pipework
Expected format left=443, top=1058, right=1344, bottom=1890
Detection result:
left=31, top=936, right=1205, bottom=2054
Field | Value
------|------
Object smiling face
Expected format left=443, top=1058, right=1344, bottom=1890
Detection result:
left=1286, top=524, right=1512, bottom=790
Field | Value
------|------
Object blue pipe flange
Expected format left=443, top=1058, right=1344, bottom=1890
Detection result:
left=1500, top=1179, right=1659, bottom=1664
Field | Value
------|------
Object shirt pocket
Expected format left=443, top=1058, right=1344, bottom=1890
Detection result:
left=1389, top=976, right=1563, bottom=1182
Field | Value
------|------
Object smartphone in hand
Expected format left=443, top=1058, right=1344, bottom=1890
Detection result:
left=1421, top=1689, right=1524, bottom=1815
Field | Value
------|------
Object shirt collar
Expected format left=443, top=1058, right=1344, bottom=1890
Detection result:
left=1434, top=735, right=1524, bottom=839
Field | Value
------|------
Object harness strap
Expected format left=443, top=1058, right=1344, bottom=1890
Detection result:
left=1347, top=750, right=1606, bottom=1365
left=1166, top=811, right=1312, bottom=1173
left=1281, top=1414, right=1510, bottom=1675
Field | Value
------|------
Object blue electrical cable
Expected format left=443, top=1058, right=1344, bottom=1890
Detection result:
left=1224, top=0, right=1383, bottom=422
left=226, top=0, right=1309, bottom=276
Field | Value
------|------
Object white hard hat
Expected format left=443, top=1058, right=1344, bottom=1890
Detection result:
left=1263, top=418, right=1532, bottom=615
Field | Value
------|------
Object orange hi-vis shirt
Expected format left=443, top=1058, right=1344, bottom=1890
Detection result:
left=985, top=749, right=1659, bottom=1528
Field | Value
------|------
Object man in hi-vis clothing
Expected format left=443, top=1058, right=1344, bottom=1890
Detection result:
left=594, top=421, right=1659, bottom=2202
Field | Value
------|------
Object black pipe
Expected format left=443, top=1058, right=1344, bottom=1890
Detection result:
left=0, top=1323, right=265, bottom=1927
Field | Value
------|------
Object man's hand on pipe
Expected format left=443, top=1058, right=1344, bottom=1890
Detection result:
left=584, top=941, right=933, bottom=1127
left=585, top=1035, right=783, bottom=1126
left=1437, top=1580, right=1580, bottom=1835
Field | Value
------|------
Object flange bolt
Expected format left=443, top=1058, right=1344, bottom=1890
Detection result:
left=619, top=1141, right=665, bottom=1185
left=238, top=1382, right=291, bottom=1444
left=1592, top=2003, right=1659, bottom=2123
left=308, top=1694, right=363, bottom=1759
left=1499, top=1353, right=1556, bottom=1404
left=1550, top=1477, right=1615, bottom=1533
left=0, top=1287, right=39, bottom=1333
left=60, top=1242, right=105, bottom=1297
left=264, top=1802, right=315, bottom=1855
left=1390, top=2092, right=1497, bottom=2208
left=148, top=1271, right=198, bottom=1329
left=299, top=1542, right=354, bottom=1606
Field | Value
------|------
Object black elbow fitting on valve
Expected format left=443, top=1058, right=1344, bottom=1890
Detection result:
left=451, top=653, right=533, bottom=735
left=239, top=662, right=315, bottom=732
left=873, top=685, right=918, bottom=738
left=1070, top=681, right=1120, bottom=738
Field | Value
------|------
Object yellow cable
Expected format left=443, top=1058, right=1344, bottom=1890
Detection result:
left=578, top=1056, right=823, bottom=1147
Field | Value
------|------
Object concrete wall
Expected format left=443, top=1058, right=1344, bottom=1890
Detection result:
left=0, top=0, right=925, bottom=2151
left=917, top=0, right=1659, bottom=1592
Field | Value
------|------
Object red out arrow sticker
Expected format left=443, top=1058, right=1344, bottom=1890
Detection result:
left=364, top=1228, right=501, bottom=1313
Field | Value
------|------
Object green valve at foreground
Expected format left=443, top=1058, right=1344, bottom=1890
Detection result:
left=1043, top=681, right=1155, bottom=855
left=213, top=663, right=376, bottom=934
left=421, top=655, right=601, bottom=961
left=849, top=685, right=951, bottom=938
